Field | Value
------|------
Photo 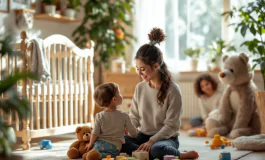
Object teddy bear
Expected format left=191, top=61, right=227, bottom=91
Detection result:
left=205, top=53, right=261, bottom=139
left=67, top=126, right=101, bottom=160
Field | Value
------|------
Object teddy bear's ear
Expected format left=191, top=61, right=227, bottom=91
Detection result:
left=75, top=127, right=82, bottom=133
left=239, top=53, right=249, bottom=64
left=222, top=55, right=229, bottom=62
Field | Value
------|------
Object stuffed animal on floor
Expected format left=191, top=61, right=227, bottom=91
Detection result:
left=205, top=53, right=260, bottom=139
left=232, top=134, right=265, bottom=151
left=67, top=126, right=101, bottom=160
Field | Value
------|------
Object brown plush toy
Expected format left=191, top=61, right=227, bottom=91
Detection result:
left=67, top=126, right=101, bottom=160
left=205, top=53, right=261, bottom=139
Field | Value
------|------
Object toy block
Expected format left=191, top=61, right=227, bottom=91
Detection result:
left=102, top=155, right=114, bottom=160
left=164, top=155, right=177, bottom=160
left=219, top=151, right=231, bottom=160
left=132, top=151, right=149, bottom=160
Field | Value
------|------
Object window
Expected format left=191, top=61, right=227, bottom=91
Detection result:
left=228, top=0, right=259, bottom=68
left=133, top=0, right=223, bottom=72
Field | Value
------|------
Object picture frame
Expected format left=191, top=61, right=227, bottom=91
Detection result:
left=0, top=0, right=10, bottom=13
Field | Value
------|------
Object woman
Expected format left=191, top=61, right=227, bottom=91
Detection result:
left=121, top=28, right=199, bottom=160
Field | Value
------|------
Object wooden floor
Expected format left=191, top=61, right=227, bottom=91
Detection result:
left=11, top=131, right=265, bottom=160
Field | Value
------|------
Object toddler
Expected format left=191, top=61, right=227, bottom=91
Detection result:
left=190, top=73, right=222, bottom=127
left=84, top=82, right=137, bottom=158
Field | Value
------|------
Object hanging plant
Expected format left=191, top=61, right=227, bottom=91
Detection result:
left=72, top=0, right=135, bottom=68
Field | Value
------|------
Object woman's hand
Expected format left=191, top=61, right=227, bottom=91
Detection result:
left=84, top=143, right=93, bottom=152
left=137, top=140, right=155, bottom=152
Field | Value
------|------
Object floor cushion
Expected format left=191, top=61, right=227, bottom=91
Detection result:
left=232, top=134, right=265, bottom=151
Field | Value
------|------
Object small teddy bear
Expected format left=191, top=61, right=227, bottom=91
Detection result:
left=67, top=126, right=100, bottom=160
left=205, top=53, right=261, bottom=139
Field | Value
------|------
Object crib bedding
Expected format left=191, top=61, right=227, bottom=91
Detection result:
left=17, top=82, right=87, bottom=96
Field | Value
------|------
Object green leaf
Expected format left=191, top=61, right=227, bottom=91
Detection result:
left=240, top=25, right=248, bottom=37
left=252, top=63, right=258, bottom=70
left=257, top=46, right=265, bottom=55
left=250, top=24, right=256, bottom=35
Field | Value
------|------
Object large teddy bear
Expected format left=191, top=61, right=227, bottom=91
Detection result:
left=205, top=53, right=261, bottom=139
left=67, top=126, right=101, bottom=160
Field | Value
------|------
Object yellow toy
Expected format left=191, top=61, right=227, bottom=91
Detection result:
left=187, top=127, right=207, bottom=137
left=221, top=136, right=232, bottom=146
left=209, top=134, right=232, bottom=149
left=210, top=134, right=223, bottom=149
left=102, top=155, right=114, bottom=160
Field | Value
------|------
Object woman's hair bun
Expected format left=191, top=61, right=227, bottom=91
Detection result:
left=148, top=27, right=166, bottom=45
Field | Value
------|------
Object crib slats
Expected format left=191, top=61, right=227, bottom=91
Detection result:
left=78, top=58, right=83, bottom=123
left=69, top=50, right=73, bottom=125
left=27, top=47, right=34, bottom=130
left=41, top=79, right=46, bottom=129
left=84, top=57, right=88, bottom=123
left=88, top=56, right=95, bottom=125
left=74, top=56, right=78, bottom=124
left=58, top=44, right=63, bottom=127
left=52, top=44, right=58, bottom=127
left=7, top=56, right=12, bottom=126
left=47, top=46, right=52, bottom=128
left=63, top=46, right=68, bottom=126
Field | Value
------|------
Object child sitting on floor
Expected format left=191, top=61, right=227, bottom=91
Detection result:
left=84, top=82, right=138, bottom=158
left=186, top=73, right=223, bottom=136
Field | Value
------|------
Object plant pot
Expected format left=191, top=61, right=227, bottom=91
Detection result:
left=191, top=59, right=198, bottom=71
left=64, top=8, right=76, bottom=18
left=45, top=5, right=56, bottom=15
left=255, top=91, right=265, bottom=133
left=215, top=56, right=222, bottom=69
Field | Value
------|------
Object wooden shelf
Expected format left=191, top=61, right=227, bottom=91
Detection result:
left=34, top=14, right=82, bottom=23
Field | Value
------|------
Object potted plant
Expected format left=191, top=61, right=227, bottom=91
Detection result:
left=183, top=46, right=204, bottom=71
left=0, top=32, right=37, bottom=159
left=72, top=0, right=135, bottom=84
left=207, top=38, right=236, bottom=71
left=65, top=0, right=81, bottom=18
left=222, top=0, right=265, bottom=133
left=42, top=0, right=56, bottom=15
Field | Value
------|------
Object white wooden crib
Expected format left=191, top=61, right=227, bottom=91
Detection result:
left=0, top=31, right=95, bottom=150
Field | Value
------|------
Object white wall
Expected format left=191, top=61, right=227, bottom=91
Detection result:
left=0, top=0, right=81, bottom=40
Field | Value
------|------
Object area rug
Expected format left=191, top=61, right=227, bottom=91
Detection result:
left=12, top=132, right=253, bottom=160
left=179, top=132, right=252, bottom=160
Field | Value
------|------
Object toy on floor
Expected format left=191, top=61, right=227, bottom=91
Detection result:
left=219, top=151, right=231, bottom=160
left=220, top=136, right=232, bottom=146
left=39, top=139, right=52, bottom=149
left=118, top=153, right=137, bottom=160
left=205, top=53, right=261, bottom=139
left=132, top=150, right=149, bottom=160
left=116, top=156, right=137, bottom=160
left=66, top=126, right=101, bottom=160
left=208, top=134, right=232, bottom=149
left=120, top=152, right=130, bottom=157
left=163, top=155, right=179, bottom=160
left=102, top=155, right=114, bottom=160
left=187, top=127, right=207, bottom=137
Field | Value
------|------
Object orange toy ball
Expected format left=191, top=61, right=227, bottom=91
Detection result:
left=205, top=140, right=209, bottom=144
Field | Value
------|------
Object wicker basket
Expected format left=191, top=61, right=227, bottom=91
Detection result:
left=255, top=91, right=265, bottom=134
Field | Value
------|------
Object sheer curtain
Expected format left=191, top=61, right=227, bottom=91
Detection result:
left=132, top=0, right=169, bottom=67
left=132, top=0, right=223, bottom=75
left=133, top=0, right=181, bottom=74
